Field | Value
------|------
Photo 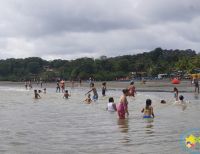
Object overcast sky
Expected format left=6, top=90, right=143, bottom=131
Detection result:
left=0, top=0, right=200, bottom=60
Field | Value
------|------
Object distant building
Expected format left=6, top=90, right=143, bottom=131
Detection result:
left=158, top=74, right=168, bottom=79
left=43, top=66, right=54, bottom=72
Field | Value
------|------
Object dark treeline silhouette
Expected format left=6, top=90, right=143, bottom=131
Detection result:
left=0, top=48, right=199, bottom=81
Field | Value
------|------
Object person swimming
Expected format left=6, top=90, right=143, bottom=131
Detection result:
left=141, top=99, right=154, bottom=118
left=63, top=90, right=70, bottom=99
left=176, top=95, right=190, bottom=104
left=174, top=95, right=190, bottom=111
left=84, top=94, right=92, bottom=104
left=107, top=97, right=117, bottom=112
left=160, top=100, right=166, bottom=104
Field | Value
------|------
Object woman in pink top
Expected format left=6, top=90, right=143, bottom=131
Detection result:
left=117, top=89, right=129, bottom=119
left=128, top=81, right=136, bottom=97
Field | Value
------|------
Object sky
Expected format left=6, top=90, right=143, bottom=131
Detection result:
left=0, top=0, right=200, bottom=60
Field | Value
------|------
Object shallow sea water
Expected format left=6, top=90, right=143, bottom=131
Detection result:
left=0, top=83, right=199, bottom=154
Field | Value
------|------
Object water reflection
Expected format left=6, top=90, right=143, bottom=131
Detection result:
left=117, top=119, right=131, bottom=143
left=194, top=93, right=199, bottom=100
left=117, top=119, right=129, bottom=133
left=144, top=119, right=154, bottom=134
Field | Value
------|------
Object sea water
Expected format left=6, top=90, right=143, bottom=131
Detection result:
left=0, top=83, right=199, bottom=154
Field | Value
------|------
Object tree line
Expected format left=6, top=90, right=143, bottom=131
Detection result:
left=0, top=48, right=199, bottom=81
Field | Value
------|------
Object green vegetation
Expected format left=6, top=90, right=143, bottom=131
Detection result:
left=0, top=48, right=199, bottom=81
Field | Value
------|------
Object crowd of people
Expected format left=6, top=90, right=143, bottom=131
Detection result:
left=28, top=76, right=199, bottom=120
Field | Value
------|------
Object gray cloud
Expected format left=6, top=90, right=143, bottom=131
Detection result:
left=0, top=0, right=199, bottom=60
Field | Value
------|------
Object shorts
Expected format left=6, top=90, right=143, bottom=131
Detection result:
left=93, top=94, right=98, bottom=100
left=102, top=90, right=106, bottom=96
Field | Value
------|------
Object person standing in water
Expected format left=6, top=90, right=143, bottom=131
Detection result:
left=79, top=78, right=82, bottom=86
left=193, top=75, right=199, bottom=94
left=28, top=80, right=32, bottom=89
left=141, top=99, right=154, bottom=118
left=173, top=87, right=179, bottom=101
left=128, top=81, right=136, bottom=97
left=117, top=89, right=129, bottom=119
left=102, top=82, right=107, bottom=97
left=25, top=81, right=28, bottom=90
left=40, top=79, right=43, bottom=88
left=85, top=83, right=98, bottom=101
left=56, top=81, right=60, bottom=93
left=60, top=80, right=65, bottom=93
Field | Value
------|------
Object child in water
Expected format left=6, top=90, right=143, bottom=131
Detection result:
left=160, top=100, right=166, bottom=104
left=84, top=94, right=92, bottom=104
left=176, top=95, right=190, bottom=104
left=141, top=99, right=154, bottom=118
left=178, top=95, right=185, bottom=104
left=43, top=88, right=46, bottom=94
left=85, top=83, right=98, bottom=101
left=34, top=90, right=41, bottom=99
left=63, top=90, right=70, bottom=99
left=117, top=89, right=129, bottom=119
left=173, top=87, right=179, bottom=101
left=174, top=95, right=189, bottom=111
left=102, top=82, right=107, bottom=96
left=106, top=97, right=117, bottom=112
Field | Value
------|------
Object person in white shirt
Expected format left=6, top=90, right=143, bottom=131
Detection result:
left=107, top=97, right=117, bottom=112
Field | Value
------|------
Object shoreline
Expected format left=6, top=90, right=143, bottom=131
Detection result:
left=0, top=80, right=196, bottom=93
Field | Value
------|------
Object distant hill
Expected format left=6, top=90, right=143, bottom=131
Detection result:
left=0, top=48, right=199, bottom=81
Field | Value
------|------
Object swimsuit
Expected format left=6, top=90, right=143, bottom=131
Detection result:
left=117, top=102, right=127, bottom=119
left=143, top=115, right=152, bottom=118
left=143, top=107, right=153, bottom=119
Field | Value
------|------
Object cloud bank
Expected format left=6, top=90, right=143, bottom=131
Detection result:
left=0, top=0, right=200, bottom=60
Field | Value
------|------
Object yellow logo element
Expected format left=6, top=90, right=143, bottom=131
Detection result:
left=185, top=135, right=200, bottom=148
